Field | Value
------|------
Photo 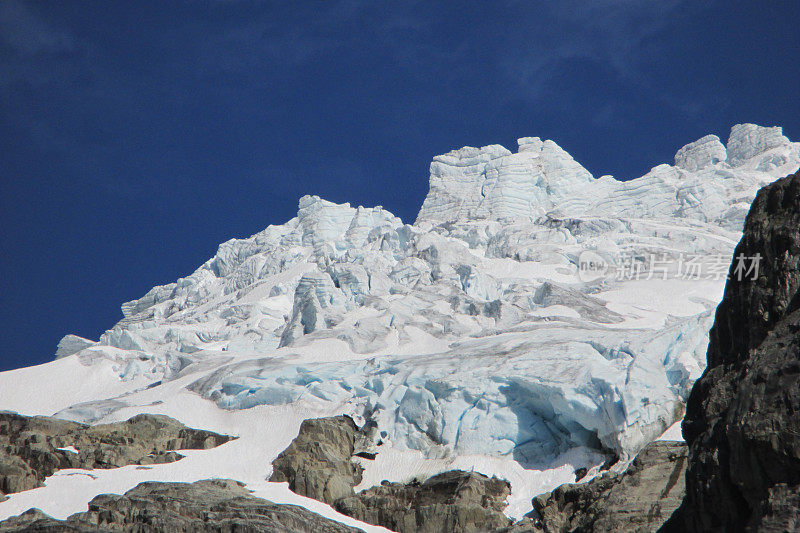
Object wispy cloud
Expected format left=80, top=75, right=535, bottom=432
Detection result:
left=497, top=0, right=712, bottom=116
left=195, top=1, right=473, bottom=79
left=196, top=1, right=367, bottom=71
left=0, top=0, right=83, bottom=93
left=0, top=0, right=74, bottom=55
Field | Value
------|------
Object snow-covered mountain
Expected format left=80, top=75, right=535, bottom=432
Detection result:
left=1, top=123, right=798, bottom=524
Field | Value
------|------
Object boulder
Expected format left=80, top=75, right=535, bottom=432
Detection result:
left=335, top=470, right=512, bottom=533
left=270, top=415, right=363, bottom=505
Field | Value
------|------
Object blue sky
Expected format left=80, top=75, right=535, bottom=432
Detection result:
left=1, top=1, right=798, bottom=371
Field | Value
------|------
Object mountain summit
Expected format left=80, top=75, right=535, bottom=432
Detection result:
left=418, top=123, right=798, bottom=227
left=0, top=124, right=798, bottom=526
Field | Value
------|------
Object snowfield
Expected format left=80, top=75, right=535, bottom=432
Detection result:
left=1, top=123, right=798, bottom=525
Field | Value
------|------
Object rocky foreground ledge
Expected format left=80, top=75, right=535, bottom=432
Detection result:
left=0, top=479, right=363, bottom=532
left=0, top=412, right=234, bottom=500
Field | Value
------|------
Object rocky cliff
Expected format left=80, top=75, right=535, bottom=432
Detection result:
left=526, top=441, right=687, bottom=533
left=0, top=479, right=364, bottom=532
left=271, top=416, right=513, bottom=533
left=0, top=412, right=233, bottom=500
left=270, top=415, right=364, bottom=505
left=336, top=470, right=512, bottom=533
left=666, top=170, right=800, bottom=531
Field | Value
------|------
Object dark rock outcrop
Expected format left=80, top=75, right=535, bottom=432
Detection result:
left=521, top=441, right=687, bottom=533
left=335, top=470, right=512, bottom=533
left=0, top=508, right=83, bottom=532
left=0, top=479, right=364, bottom=532
left=532, top=282, right=624, bottom=324
left=666, top=170, right=800, bottom=531
left=270, top=415, right=364, bottom=505
left=0, top=412, right=234, bottom=500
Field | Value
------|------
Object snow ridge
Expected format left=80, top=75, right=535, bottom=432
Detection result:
left=418, top=123, right=798, bottom=228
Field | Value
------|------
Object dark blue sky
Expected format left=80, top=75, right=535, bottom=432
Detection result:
left=1, top=1, right=798, bottom=371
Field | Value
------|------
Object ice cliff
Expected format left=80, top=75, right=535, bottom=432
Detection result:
left=12, top=124, right=799, bottom=515
left=417, top=124, right=797, bottom=230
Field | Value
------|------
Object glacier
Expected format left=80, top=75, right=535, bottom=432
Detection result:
left=1, top=123, right=798, bottom=521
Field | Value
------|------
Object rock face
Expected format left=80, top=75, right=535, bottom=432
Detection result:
left=0, top=479, right=364, bottom=532
left=0, top=508, right=76, bottom=532
left=271, top=416, right=512, bottom=533
left=0, top=412, right=233, bottom=500
left=335, top=470, right=512, bottom=533
left=526, top=441, right=687, bottom=533
left=270, top=415, right=363, bottom=505
left=668, top=170, right=800, bottom=531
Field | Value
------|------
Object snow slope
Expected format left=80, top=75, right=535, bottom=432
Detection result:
left=1, top=123, right=797, bottom=523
